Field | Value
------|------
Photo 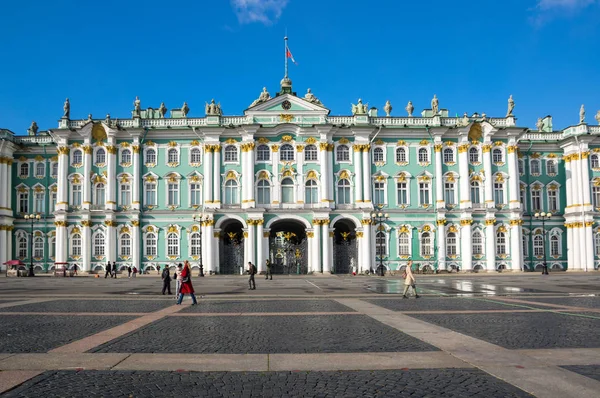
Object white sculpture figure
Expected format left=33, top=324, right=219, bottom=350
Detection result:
left=304, top=88, right=322, bottom=105
left=462, top=112, right=470, bottom=126
left=158, top=102, right=167, bottom=118
left=351, top=99, right=368, bottom=115
left=205, top=99, right=222, bottom=116
left=507, top=95, right=514, bottom=117
left=406, top=101, right=414, bottom=117
left=28, top=121, right=38, bottom=136
left=133, top=96, right=141, bottom=117
left=580, top=104, right=585, bottom=124
left=384, top=100, right=392, bottom=117
left=181, top=102, right=189, bottom=118
left=63, top=98, right=70, bottom=118
left=595, top=110, right=600, bottom=125
left=250, top=87, right=271, bottom=107
left=536, top=118, right=544, bottom=132
left=431, top=94, right=439, bottom=114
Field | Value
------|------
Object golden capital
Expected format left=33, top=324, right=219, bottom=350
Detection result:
left=482, top=144, right=492, bottom=153
left=356, top=231, right=364, bottom=238
left=306, top=231, right=314, bottom=238
left=485, top=219, right=496, bottom=226
left=82, top=145, right=93, bottom=154
left=57, top=146, right=70, bottom=155
left=105, top=145, right=118, bottom=155
left=131, top=220, right=140, bottom=227
left=436, top=219, right=446, bottom=226
left=434, top=144, right=443, bottom=153
left=81, top=220, right=92, bottom=227
left=132, top=145, right=140, bottom=154
left=458, top=144, right=469, bottom=153
left=460, top=219, right=473, bottom=226
left=54, top=220, right=67, bottom=227
left=507, top=145, right=518, bottom=154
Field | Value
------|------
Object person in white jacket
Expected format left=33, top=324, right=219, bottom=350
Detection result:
left=403, top=260, right=420, bottom=299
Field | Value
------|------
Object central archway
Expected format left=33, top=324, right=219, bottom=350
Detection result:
left=332, top=218, right=358, bottom=274
left=268, top=219, right=308, bottom=275
left=218, top=219, right=245, bottom=275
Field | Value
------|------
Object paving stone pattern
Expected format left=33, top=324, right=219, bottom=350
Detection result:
left=2, top=369, right=534, bottom=398
left=0, top=315, right=136, bottom=353
left=409, top=312, right=600, bottom=349
left=515, top=296, right=600, bottom=309
left=365, top=298, right=521, bottom=312
left=91, top=315, right=438, bottom=354
left=180, top=299, right=356, bottom=313
left=561, top=365, right=600, bottom=383
left=0, top=299, right=174, bottom=313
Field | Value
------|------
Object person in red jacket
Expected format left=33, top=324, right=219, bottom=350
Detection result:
left=176, top=260, right=198, bottom=305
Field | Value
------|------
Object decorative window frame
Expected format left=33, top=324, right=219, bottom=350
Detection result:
left=223, top=144, right=239, bottom=164
left=118, top=225, right=132, bottom=260
left=374, top=222, right=391, bottom=259
left=165, top=224, right=181, bottom=260
left=396, top=224, right=413, bottom=259
left=549, top=227, right=563, bottom=258
left=492, top=172, right=508, bottom=208
left=68, top=173, right=83, bottom=209
left=279, top=143, right=296, bottom=162
left=255, top=170, right=272, bottom=206
left=15, top=183, right=30, bottom=214
left=32, top=184, right=46, bottom=213
left=372, top=143, right=386, bottom=166
left=34, top=161, right=46, bottom=179
left=93, top=145, right=106, bottom=167
left=15, top=229, right=28, bottom=259
left=142, top=172, right=159, bottom=209
left=590, top=153, right=600, bottom=171
left=304, top=144, right=319, bottom=163
left=143, top=143, right=157, bottom=168
left=594, top=227, right=600, bottom=257
left=256, top=144, right=271, bottom=163
left=417, top=143, right=431, bottom=166
left=50, top=159, right=58, bottom=179
left=494, top=224, right=509, bottom=259
left=529, top=158, right=541, bottom=176
left=443, top=172, right=459, bottom=208
left=442, top=143, right=456, bottom=165
left=303, top=170, right=320, bottom=206
left=335, top=143, right=352, bottom=164
left=143, top=225, right=160, bottom=260
left=372, top=172, right=389, bottom=207
left=119, top=146, right=132, bottom=167
left=70, top=148, right=83, bottom=168
left=530, top=181, right=544, bottom=213
left=470, top=175, right=483, bottom=207
left=68, top=225, right=83, bottom=260
left=492, top=142, right=505, bottom=165
left=545, top=156, right=558, bottom=176
left=522, top=228, right=530, bottom=258
left=395, top=172, right=412, bottom=208
left=395, top=143, right=409, bottom=166
left=32, top=231, right=44, bottom=260
left=418, top=224, right=435, bottom=258
left=117, top=173, right=132, bottom=209
left=165, top=142, right=180, bottom=167
left=468, top=145, right=481, bottom=166
left=18, top=159, right=30, bottom=179
left=518, top=158, right=525, bottom=175
left=334, top=169, right=354, bottom=206
left=189, top=145, right=203, bottom=167
left=187, top=172, right=203, bottom=209
left=417, top=173, right=433, bottom=208
left=164, top=172, right=182, bottom=209
left=532, top=228, right=545, bottom=259
left=445, top=224, right=460, bottom=259
left=187, top=224, right=202, bottom=260
left=471, top=227, right=485, bottom=259
left=48, top=233, right=56, bottom=260
left=546, top=181, right=561, bottom=214
left=222, top=170, right=241, bottom=206
left=91, top=225, right=106, bottom=260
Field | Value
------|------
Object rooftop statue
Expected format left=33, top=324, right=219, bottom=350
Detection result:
left=384, top=100, right=392, bottom=117
left=181, top=102, right=190, bottom=118
left=462, top=112, right=470, bottom=126
left=28, top=121, right=38, bottom=136
left=63, top=98, right=70, bottom=119
left=596, top=110, right=600, bottom=125
left=105, top=114, right=111, bottom=124
left=133, top=96, right=141, bottom=117
left=507, top=95, right=514, bottom=117
left=351, top=99, right=368, bottom=115
left=250, top=87, right=271, bottom=108
left=536, top=117, right=544, bottom=132
left=431, top=94, right=439, bottom=115
left=87, top=114, right=93, bottom=122
left=405, top=101, right=414, bottom=117
left=205, top=99, right=222, bottom=116
left=580, top=104, right=585, bottom=124
left=158, top=102, right=167, bottom=118
left=304, top=88, right=322, bottom=105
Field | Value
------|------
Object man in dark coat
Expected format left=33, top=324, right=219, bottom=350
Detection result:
left=161, top=265, right=172, bottom=295
left=105, top=262, right=112, bottom=278
left=248, top=262, right=256, bottom=290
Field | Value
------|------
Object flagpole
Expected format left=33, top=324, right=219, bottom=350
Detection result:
left=284, top=35, right=288, bottom=79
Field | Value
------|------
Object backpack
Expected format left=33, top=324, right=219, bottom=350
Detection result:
left=252, top=264, right=257, bottom=275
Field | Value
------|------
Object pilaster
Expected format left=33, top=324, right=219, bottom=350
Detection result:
left=105, top=139, right=117, bottom=211
left=213, top=229, right=220, bottom=275
left=361, top=218, right=372, bottom=273
left=507, top=144, right=520, bottom=209
left=436, top=218, right=446, bottom=271
left=0, top=160, right=7, bottom=209
left=212, top=145, right=221, bottom=206
left=54, top=218, right=68, bottom=263
left=482, top=144, right=493, bottom=208
left=361, top=145, right=371, bottom=206
left=82, top=144, right=92, bottom=211
left=0, top=228, right=7, bottom=271
left=247, top=219, right=255, bottom=267
left=242, top=228, right=250, bottom=274
left=82, top=219, right=92, bottom=272
left=56, top=147, right=69, bottom=211
left=434, top=144, right=444, bottom=209
left=204, top=145, right=214, bottom=205
left=312, top=219, right=322, bottom=273
left=131, top=219, right=140, bottom=269
left=319, top=142, right=329, bottom=207
left=485, top=217, right=496, bottom=271
left=510, top=219, right=523, bottom=271
left=353, top=145, right=363, bottom=205
left=105, top=216, right=117, bottom=263
left=322, top=221, right=332, bottom=274
left=132, top=144, right=141, bottom=210
left=205, top=219, right=215, bottom=273
left=327, top=146, right=334, bottom=208
left=256, top=219, right=265, bottom=273
left=584, top=221, right=594, bottom=272
left=458, top=143, right=470, bottom=209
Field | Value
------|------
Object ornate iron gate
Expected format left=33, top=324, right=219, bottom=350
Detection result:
left=220, top=232, right=244, bottom=275
left=333, top=235, right=358, bottom=274
left=269, top=234, right=308, bottom=275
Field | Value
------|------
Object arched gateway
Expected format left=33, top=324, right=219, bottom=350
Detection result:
left=268, top=220, right=308, bottom=274
left=218, top=219, right=245, bottom=275
left=332, top=219, right=358, bottom=274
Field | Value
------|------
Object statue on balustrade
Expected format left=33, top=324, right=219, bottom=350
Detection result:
left=133, top=96, right=141, bottom=117
left=304, top=88, right=322, bottom=105
left=431, top=94, right=439, bottom=115
left=580, top=104, right=585, bottom=124
left=28, top=121, right=38, bottom=136
left=63, top=98, right=70, bottom=119
left=596, top=110, right=600, bottom=125
left=536, top=118, right=544, bottom=132
left=405, top=101, right=414, bottom=117
left=384, top=100, right=392, bottom=117
left=351, top=99, right=368, bottom=115
left=250, top=87, right=271, bottom=108
left=158, top=102, right=167, bottom=118
left=181, top=102, right=190, bottom=118
left=462, top=112, right=470, bottom=126
left=205, top=99, right=222, bottom=116
left=506, top=95, right=514, bottom=117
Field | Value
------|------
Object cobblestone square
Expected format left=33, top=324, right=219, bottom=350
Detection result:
left=179, top=299, right=355, bottom=313
left=515, top=296, right=600, bottom=309
left=365, top=297, right=520, bottom=311
left=560, top=365, right=600, bottom=383
left=1, top=299, right=174, bottom=313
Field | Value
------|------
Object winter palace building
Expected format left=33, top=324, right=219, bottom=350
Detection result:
left=1, top=78, right=599, bottom=275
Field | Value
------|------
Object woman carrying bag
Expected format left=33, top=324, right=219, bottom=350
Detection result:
left=402, top=260, right=420, bottom=299
left=176, top=260, right=198, bottom=305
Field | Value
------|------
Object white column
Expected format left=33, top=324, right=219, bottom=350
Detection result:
left=353, top=145, right=363, bottom=205
left=312, top=221, right=321, bottom=273
left=272, top=146, right=280, bottom=205
left=213, top=146, right=221, bottom=205
left=57, top=147, right=69, bottom=211
left=204, top=146, right=213, bottom=204
left=307, top=231, right=315, bottom=273
left=571, top=155, right=581, bottom=207
left=578, top=223, right=586, bottom=271
left=319, top=143, right=329, bottom=206
left=564, top=156, right=573, bottom=207
left=205, top=220, right=215, bottom=273
left=322, top=222, right=332, bottom=273
left=7, top=227, right=12, bottom=264
left=243, top=229, right=250, bottom=274
left=362, top=146, right=371, bottom=205
left=362, top=220, right=371, bottom=272
left=0, top=160, right=7, bottom=209
left=296, top=147, right=304, bottom=204
left=262, top=229, right=270, bottom=272
left=105, top=143, right=117, bottom=211
left=256, top=220, right=264, bottom=273
left=461, top=221, right=473, bottom=271
left=507, top=146, right=519, bottom=209
left=434, top=145, right=444, bottom=209
left=566, top=224, right=574, bottom=271
left=510, top=221, right=523, bottom=271
left=485, top=220, right=496, bottom=271
left=571, top=226, right=581, bottom=270
left=82, top=145, right=92, bottom=210
left=0, top=228, right=7, bottom=271
left=82, top=221, right=91, bottom=272
left=458, top=144, right=470, bottom=209
left=55, top=220, right=67, bottom=263
left=437, top=221, right=446, bottom=271
left=131, top=221, right=140, bottom=270
left=483, top=144, right=493, bottom=208
left=585, top=222, right=593, bottom=272
left=106, top=220, right=116, bottom=263
left=6, top=160, right=12, bottom=210
left=247, top=221, right=255, bottom=268
left=581, top=152, right=591, bottom=207
left=241, top=144, right=249, bottom=206
left=327, top=148, right=334, bottom=208
left=132, top=145, right=141, bottom=210
left=213, top=230, right=220, bottom=275
left=247, top=144, right=255, bottom=207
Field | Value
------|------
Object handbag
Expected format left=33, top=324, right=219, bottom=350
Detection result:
left=401, top=271, right=407, bottom=279
left=182, top=276, right=189, bottom=283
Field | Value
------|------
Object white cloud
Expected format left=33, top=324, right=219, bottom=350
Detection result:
left=231, top=0, right=289, bottom=25
left=531, top=0, right=596, bottom=25
left=536, top=0, right=595, bottom=10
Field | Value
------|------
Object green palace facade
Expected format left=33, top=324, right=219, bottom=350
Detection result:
left=1, top=79, right=600, bottom=274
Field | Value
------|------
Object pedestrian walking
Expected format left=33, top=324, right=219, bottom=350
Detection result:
left=174, top=263, right=183, bottom=300
left=161, top=265, right=172, bottom=295
left=265, top=259, right=272, bottom=280
left=112, top=265, right=118, bottom=278
left=73, top=264, right=78, bottom=276
left=127, top=266, right=132, bottom=278
left=158, top=265, right=161, bottom=276
left=402, top=260, right=420, bottom=299
left=104, top=262, right=112, bottom=278
left=132, top=266, right=138, bottom=278
left=177, top=261, right=198, bottom=305
left=248, top=261, right=256, bottom=290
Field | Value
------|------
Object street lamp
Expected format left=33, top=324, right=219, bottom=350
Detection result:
left=24, top=213, right=41, bottom=277
left=534, top=212, right=550, bottom=275
left=192, top=213, right=208, bottom=277
left=371, top=208, right=389, bottom=276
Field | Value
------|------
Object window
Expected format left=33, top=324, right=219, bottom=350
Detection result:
left=190, top=233, right=201, bottom=256
left=494, top=182, right=504, bottom=205
left=120, top=233, right=131, bottom=257
left=421, top=232, right=432, bottom=256
left=94, top=184, right=105, bottom=206
left=305, top=180, right=318, bottom=204
left=119, top=183, right=131, bottom=206
left=281, top=178, right=294, bottom=204
left=418, top=148, right=429, bottom=163
left=48, top=237, right=55, bottom=258
left=530, top=159, right=540, bottom=175
left=397, top=181, right=408, bottom=205
left=145, top=148, right=156, bottom=164
left=470, top=181, right=481, bottom=205
left=337, top=178, right=351, bottom=204
left=20, top=163, right=29, bottom=177
left=72, top=150, right=82, bottom=165
left=523, top=234, right=529, bottom=257
left=95, top=148, right=106, bottom=164
left=51, top=163, right=58, bottom=178
left=18, top=236, right=27, bottom=258
left=373, top=181, right=385, bottom=206
left=375, top=231, right=386, bottom=258
left=304, top=145, right=317, bottom=161
left=256, top=145, right=270, bottom=162
left=167, top=233, right=179, bottom=257
left=224, top=180, right=239, bottom=205
left=595, top=233, right=600, bottom=256
left=34, top=191, right=44, bottom=213
left=419, top=181, right=430, bottom=206
left=591, top=154, right=600, bottom=169
left=167, top=148, right=179, bottom=164
left=472, top=231, right=483, bottom=255
left=469, top=147, right=479, bottom=164
left=520, top=187, right=527, bottom=212
left=336, top=145, right=350, bottom=162
left=446, top=232, right=457, bottom=256
left=224, top=145, right=237, bottom=162
left=531, top=189, right=541, bottom=212
left=35, top=163, right=45, bottom=178
left=593, top=185, right=600, bottom=208
left=257, top=180, right=271, bottom=205
left=533, top=235, right=544, bottom=257
left=546, top=160, right=557, bottom=175
left=167, top=182, right=179, bottom=206
left=145, top=182, right=156, bottom=206
left=50, top=191, right=57, bottom=213
left=548, top=189, right=558, bottom=213
left=444, top=182, right=456, bottom=205
left=71, top=184, right=82, bottom=206
left=121, top=149, right=131, bottom=165
left=34, top=236, right=44, bottom=258
left=492, top=148, right=503, bottom=163
left=190, top=148, right=202, bottom=163
left=190, top=183, right=202, bottom=206
left=93, top=233, right=105, bottom=257
left=518, top=159, right=524, bottom=175
left=398, top=232, right=410, bottom=256
left=496, top=232, right=506, bottom=255
left=19, top=191, right=29, bottom=213
left=280, top=144, right=295, bottom=161
left=145, top=233, right=157, bottom=257
left=443, top=148, right=454, bottom=163
left=396, top=147, right=407, bottom=163
left=550, top=235, right=560, bottom=256
left=71, top=233, right=82, bottom=256
left=373, top=147, right=384, bottom=162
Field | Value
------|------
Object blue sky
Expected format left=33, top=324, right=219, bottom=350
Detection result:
left=1, top=0, right=599, bottom=134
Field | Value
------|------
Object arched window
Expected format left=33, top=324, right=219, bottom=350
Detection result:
left=418, top=148, right=429, bottom=163
left=34, top=190, right=45, bottom=213
left=533, top=235, right=544, bottom=257
left=305, top=180, right=318, bottom=204
left=190, top=148, right=202, bottom=163
left=398, top=232, right=410, bottom=256
left=421, top=232, right=432, bottom=256
left=93, top=233, right=105, bottom=257
left=337, top=178, right=351, bottom=204
left=591, top=154, right=600, bottom=169
left=72, top=149, right=82, bottom=165
left=145, top=233, right=157, bottom=257
left=304, top=144, right=318, bottom=161
left=257, top=179, right=271, bottom=205
left=35, top=163, right=45, bottom=178
left=281, top=178, right=294, bottom=204
left=550, top=235, right=560, bottom=256
left=33, top=236, right=44, bottom=258
left=48, top=237, right=55, bottom=258
left=20, top=163, right=29, bottom=177
left=492, top=148, right=503, bottom=163
left=470, top=181, right=481, bottom=205
left=120, top=233, right=131, bottom=257
left=530, top=159, right=540, bottom=175
left=593, top=185, right=600, bottom=208
left=224, top=145, right=237, bottom=162
left=167, top=233, right=179, bottom=257
left=546, top=160, right=557, bottom=175
left=18, top=236, right=28, bottom=258
left=531, top=188, right=541, bottom=212
left=280, top=144, right=295, bottom=161
left=94, top=183, right=105, bottom=206
left=121, top=149, right=131, bottom=164
left=256, top=145, right=270, bottom=162
left=472, top=231, right=483, bottom=255
left=71, top=233, right=82, bottom=256
left=373, top=147, right=384, bottom=162
left=375, top=231, right=387, bottom=258
left=446, top=232, right=457, bottom=256
left=167, top=148, right=179, bottom=164
left=190, top=232, right=201, bottom=256
left=469, top=147, right=479, bottom=163
left=224, top=179, right=239, bottom=205
left=336, top=145, right=350, bottom=162
left=443, top=148, right=454, bottom=163
left=145, top=148, right=156, bottom=164
left=396, top=147, right=407, bottom=163
left=18, top=190, right=29, bottom=214
left=496, top=232, right=507, bottom=255
left=95, top=148, right=106, bottom=165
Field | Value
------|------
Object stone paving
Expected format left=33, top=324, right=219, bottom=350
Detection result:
left=179, top=299, right=356, bottom=313
left=0, top=299, right=175, bottom=313
left=560, top=365, right=600, bottom=383
left=514, top=296, right=600, bottom=309
left=364, top=297, right=523, bottom=311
